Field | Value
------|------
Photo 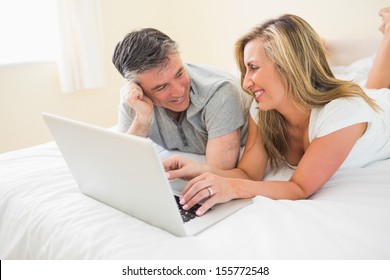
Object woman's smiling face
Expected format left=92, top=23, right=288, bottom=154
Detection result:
left=242, top=38, right=288, bottom=112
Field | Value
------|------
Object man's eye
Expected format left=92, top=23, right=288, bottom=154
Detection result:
left=156, top=85, right=167, bottom=91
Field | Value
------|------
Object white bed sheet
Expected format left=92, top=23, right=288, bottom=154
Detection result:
left=1, top=141, right=389, bottom=260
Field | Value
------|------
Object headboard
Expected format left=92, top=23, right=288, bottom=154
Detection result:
left=326, top=37, right=381, bottom=66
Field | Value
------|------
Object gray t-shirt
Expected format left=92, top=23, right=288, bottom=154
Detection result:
left=117, top=63, right=251, bottom=154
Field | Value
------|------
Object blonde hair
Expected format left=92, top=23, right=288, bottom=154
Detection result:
left=235, top=14, right=379, bottom=170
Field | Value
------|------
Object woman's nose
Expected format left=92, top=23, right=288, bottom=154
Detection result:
left=242, top=72, right=253, bottom=92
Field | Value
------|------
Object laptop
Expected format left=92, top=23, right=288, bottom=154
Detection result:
left=42, top=112, right=252, bottom=237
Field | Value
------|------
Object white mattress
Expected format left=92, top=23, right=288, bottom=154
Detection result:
left=1, top=141, right=389, bottom=259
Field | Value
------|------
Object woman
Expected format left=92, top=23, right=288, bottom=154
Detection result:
left=163, top=13, right=390, bottom=216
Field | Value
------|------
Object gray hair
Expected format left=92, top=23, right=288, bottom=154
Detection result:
left=112, top=28, right=179, bottom=80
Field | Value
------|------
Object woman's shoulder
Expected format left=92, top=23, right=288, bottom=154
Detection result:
left=313, top=96, right=370, bottom=116
left=309, top=97, right=374, bottom=140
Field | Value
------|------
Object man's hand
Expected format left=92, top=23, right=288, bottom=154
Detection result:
left=123, top=82, right=154, bottom=120
left=123, top=81, right=154, bottom=136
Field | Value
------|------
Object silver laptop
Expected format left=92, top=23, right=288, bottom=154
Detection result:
left=42, top=112, right=252, bottom=237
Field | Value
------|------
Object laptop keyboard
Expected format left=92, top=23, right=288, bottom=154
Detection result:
left=174, top=195, right=201, bottom=223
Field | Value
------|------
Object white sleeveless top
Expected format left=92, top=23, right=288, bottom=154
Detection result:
left=250, top=90, right=390, bottom=169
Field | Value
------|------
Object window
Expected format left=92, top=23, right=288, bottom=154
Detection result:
left=0, top=0, right=59, bottom=65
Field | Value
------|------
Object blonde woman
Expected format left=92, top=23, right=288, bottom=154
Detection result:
left=163, top=14, right=390, bottom=216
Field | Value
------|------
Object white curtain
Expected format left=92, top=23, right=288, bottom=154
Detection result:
left=56, top=0, right=106, bottom=93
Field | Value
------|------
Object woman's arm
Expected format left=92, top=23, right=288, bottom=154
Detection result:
left=180, top=122, right=367, bottom=215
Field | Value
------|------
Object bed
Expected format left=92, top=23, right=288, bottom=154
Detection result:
left=1, top=38, right=389, bottom=260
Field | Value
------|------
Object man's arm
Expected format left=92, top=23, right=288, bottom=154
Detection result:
left=205, top=129, right=241, bottom=169
left=118, top=82, right=154, bottom=137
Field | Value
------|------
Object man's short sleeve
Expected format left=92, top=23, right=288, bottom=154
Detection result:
left=203, top=80, right=247, bottom=139
left=117, top=87, right=135, bottom=133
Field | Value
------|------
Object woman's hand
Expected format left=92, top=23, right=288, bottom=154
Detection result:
left=163, top=155, right=208, bottom=180
left=179, top=172, right=239, bottom=216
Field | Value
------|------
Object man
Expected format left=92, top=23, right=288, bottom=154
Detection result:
left=112, top=28, right=250, bottom=169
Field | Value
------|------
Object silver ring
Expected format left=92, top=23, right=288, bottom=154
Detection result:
left=207, top=187, right=213, bottom=197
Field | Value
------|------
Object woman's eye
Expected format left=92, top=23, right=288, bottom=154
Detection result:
left=246, top=64, right=258, bottom=71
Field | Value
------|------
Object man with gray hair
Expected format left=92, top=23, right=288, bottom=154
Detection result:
left=112, top=28, right=250, bottom=169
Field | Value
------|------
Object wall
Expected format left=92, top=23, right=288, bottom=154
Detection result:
left=1, top=0, right=387, bottom=153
